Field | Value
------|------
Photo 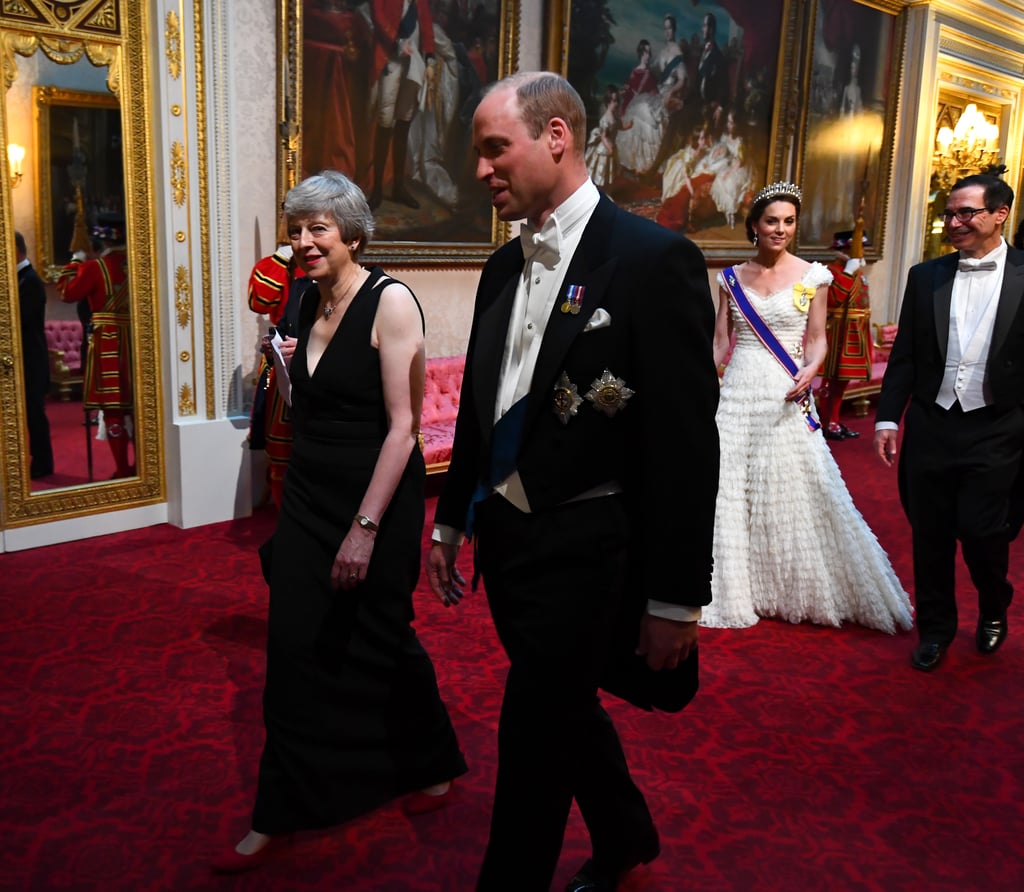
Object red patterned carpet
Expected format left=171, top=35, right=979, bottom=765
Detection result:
left=1, top=410, right=1022, bottom=891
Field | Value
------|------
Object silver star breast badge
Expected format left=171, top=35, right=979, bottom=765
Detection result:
left=552, top=372, right=583, bottom=425
left=584, top=369, right=634, bottom=417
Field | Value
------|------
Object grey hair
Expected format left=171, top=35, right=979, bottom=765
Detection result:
left=284, top=169, right=375, bottom=256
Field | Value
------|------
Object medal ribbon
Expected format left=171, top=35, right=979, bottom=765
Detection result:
left=722, top=266, right=820, bottom=432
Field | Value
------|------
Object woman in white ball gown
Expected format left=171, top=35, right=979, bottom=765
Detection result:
left=702, top=181, right=913, bottom=633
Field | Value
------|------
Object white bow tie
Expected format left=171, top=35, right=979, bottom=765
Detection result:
left=521, top=219, right=562, bottom=269
left=958, top=259, right=998, bottom=272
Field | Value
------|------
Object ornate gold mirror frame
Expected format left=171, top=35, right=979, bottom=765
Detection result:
left=34, top=85, right=121, bottom=278
left=0, top=4, right=163, bottom=528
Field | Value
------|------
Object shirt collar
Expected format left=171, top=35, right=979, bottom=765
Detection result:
left=551, top=179, right=600, bottom=243
left=520, top=180, right=600, bottom=269
left=960, top=239, right=1007, bottom=265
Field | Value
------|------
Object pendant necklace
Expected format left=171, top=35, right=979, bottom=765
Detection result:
left=322, top=267, right=362, bottom=320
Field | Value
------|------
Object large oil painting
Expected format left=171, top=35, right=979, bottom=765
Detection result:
left=557, top=0, right=797, bottom=259
left=284, top=0, right=519, bottom=266
left=796, top=0, right=904, bottom=259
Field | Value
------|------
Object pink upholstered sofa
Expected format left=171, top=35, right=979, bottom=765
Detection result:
left=44, top=320, right=84, bottom=401
left=420, top=354, right=464, bottom=474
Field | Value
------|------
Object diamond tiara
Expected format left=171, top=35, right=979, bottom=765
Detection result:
left=753, top=181, right=803, bottom=205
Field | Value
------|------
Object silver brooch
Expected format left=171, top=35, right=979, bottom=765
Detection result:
left=552, top=372, right=583, bottom=425
left=584, top=369, right=634, bottom=417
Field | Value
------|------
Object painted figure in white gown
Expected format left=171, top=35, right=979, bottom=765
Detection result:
left=618, top=17, right=687, bottom=176
left=709, top=109, right=754, bottom=229
left=584, top=84, right=630, bottom=187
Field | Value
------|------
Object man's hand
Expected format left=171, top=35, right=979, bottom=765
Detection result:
left=635, top=615, right=698, bottom=671
left=875, top=429, right=898, bottom=468
left=427, top=541, right=465, bottom=608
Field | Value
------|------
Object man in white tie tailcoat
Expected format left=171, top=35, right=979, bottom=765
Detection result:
left=427, top=71, right=719, bottom=891
left=875, top=173, right=1024, bottom=672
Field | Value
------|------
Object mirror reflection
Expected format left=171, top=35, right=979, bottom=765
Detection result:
left=924, top=94, right=1004, bottom=261
left=6, top=51, right=135, bottom=492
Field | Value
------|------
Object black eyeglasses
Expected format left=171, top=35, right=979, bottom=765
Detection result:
left=941, top=207, right=989, bottom=223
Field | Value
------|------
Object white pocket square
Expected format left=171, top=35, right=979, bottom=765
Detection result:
left=583, top=308, right=611, bottom=332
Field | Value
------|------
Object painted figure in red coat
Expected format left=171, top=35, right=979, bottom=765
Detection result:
left=302, top=1, right=372, bottom=183
left=367, top=0, right=437, bottom=209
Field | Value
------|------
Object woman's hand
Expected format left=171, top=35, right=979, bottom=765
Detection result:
left=331, top=526, right=376, bottom=591
left=260, top=334, right=297, bottom=364
left=277, top=335, right=297, bottom=368
left=785, top=366, right=817, bottom=403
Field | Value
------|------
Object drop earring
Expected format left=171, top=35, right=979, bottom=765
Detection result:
left=753, top=233, right=758, bottom=246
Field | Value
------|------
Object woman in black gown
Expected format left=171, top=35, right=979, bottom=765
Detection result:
left=213, top=170, right=467, bottom=873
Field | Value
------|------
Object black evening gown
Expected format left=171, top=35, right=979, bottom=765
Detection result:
left=253, top=267, right=467, bottom=834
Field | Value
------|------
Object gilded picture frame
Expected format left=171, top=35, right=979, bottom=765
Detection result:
left=794, top=0, right=905, bottom=260
left=33, top=86, right=122, bottom=280
left=279, top=0, right=520, bottom=268
left=548, top=0, right=800, bottom=262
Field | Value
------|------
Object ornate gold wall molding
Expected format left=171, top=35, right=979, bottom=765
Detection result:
left=164, top=9, right=180, bottom=79
left=939, top=34, right=1024, bottom=77
left=170, top=139, right=186, bottom=204
left=0, top=1, right=123, bottom=38
left=174, top=264, right=191, bottom=328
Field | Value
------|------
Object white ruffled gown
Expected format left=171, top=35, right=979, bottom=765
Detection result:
left=702, top=262, right=914, bottom=633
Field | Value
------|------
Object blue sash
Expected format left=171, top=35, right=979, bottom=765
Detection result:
left=722, top=266, right=821, bottom=433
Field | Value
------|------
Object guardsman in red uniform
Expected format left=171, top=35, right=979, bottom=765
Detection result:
left=819, top=221, right=872, bottom=441
left=247, top=245, right=306, bottom=507
left=56, top=214, right=134, bottom=478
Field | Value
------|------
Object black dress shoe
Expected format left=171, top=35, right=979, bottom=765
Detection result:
left=565, top=837, right=660, bottom=892
left=565, top=860, right=615, bottom=892
left=823, top=426, right=846, bottom=442
left=911, top=641, right=947, bottom=672
left=838, top=423, right=860, bottom=438
left=976, top=614, right=1008, bottom=654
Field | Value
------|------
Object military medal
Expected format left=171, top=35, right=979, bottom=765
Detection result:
left=552, top=372, right=583, bottom=424
left=584, top=369, right=634, bottom=417
left=561, top=284, right=584, bottom=315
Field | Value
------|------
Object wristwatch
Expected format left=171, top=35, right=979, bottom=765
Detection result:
left=355, top=513, right=379, bottom=533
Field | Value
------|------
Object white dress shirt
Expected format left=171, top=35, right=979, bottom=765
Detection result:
left=876, top=239, right=1007, bottom=431
left=935, top=239, right=1006, bottom=412
left=492, top=180, right=600, bottom=511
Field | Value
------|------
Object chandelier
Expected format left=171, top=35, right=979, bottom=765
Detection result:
left=932, top=103, right=1002, bottom=192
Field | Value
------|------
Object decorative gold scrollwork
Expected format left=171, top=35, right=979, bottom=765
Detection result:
left=165, top=10, right=181, bottom=80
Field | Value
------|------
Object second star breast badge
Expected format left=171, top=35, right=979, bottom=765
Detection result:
left=552, top=371, right=583, bottom=425
left=585, top=369, right=634, bottom=417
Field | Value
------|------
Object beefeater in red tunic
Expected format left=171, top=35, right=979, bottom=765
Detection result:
left=819, top=219, right=873, bottom=441
left=56, top=217, right=135, bottom=478
left=247, top=245, right=306, bottom=508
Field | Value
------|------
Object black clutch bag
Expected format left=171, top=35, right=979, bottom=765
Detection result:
left=598, top=580, right=701, bottom=712
left=600, top=646, right=699, bottom=713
